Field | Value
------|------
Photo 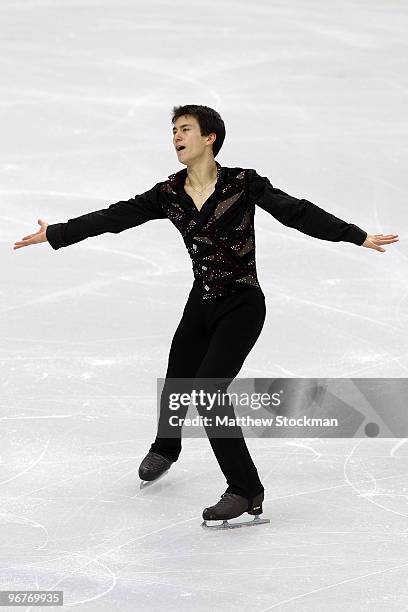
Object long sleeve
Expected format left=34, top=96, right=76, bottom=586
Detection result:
left=46, top=181, right=166, bottom=250
left=247, top=168, right=367, bottom=246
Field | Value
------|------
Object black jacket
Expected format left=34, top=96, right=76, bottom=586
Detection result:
left=46, top=161, right=367, bottom=300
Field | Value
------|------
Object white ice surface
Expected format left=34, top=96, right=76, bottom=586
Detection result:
left=1, top=0, right=408, bottom=610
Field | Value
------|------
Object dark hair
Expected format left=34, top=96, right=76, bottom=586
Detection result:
left=171, top=104, right=226, bottom=158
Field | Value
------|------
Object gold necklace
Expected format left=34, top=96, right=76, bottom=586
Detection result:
left=186, top=173, right=217, bottom=197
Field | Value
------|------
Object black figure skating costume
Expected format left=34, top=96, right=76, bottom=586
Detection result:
left=46, top=160, right=367, bottom=525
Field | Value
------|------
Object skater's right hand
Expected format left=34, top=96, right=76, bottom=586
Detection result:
left=13, top=218, right=49, bottom=250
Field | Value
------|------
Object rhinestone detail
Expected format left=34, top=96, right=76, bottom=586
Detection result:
left=160, top=164, right=262, bottom=300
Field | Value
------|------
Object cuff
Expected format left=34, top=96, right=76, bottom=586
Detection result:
left=46, top=223, right=67, bottom=250
left=342, top=224, right=367, bottom=246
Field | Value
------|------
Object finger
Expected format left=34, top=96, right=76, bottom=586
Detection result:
left=374, top=236, right=398, bottom=242
left=14, top=239, right=32, bottom=246
left=367, top=241, right=385, bottom=252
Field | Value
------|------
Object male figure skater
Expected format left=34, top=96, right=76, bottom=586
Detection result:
left=13, top=104, right=398, bottom=529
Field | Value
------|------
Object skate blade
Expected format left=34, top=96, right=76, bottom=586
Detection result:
left=139, top=470, right=169, bottom=489
left=201, top=515, right=270, bottom=530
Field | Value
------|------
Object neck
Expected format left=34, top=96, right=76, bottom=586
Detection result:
left=186, top=158, right=217, bottom=190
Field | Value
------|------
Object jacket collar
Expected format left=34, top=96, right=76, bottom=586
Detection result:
left=166, top=161, right=228, bottom=230
left=167, top=160, right=225, bottom=194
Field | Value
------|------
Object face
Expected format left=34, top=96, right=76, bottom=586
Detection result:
left=172, top=115, right=216, bottom=164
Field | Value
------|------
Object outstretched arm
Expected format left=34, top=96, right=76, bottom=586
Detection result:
left=46, top=182, right=166, bottom=250
left=248, top=169, right=399, bottom=251
left=248, top=169, right=399, bottom=252
left=248, top=168, right=369, bottom=245
left=13, top=182, right=166, bottom=251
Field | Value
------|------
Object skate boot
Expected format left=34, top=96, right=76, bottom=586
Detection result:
left=201, top=491, right=270, bottom=530
left=138, top=451, right=174, bottom=488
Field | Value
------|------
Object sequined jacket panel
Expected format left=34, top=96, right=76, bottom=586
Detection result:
left=160, top=163, right=263, bottom=299
left=46, top=161, right=367, bottom=301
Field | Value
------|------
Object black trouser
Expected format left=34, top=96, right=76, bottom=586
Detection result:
left=149, top=283, right=266, bottom=502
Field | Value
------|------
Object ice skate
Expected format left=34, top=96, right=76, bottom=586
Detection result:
left=139, top=451, right=174, bottom=489
left=201, top=491, right=270, bottom=530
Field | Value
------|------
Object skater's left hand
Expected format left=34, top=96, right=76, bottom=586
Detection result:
left=361, top=233, right=399, bottom=252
